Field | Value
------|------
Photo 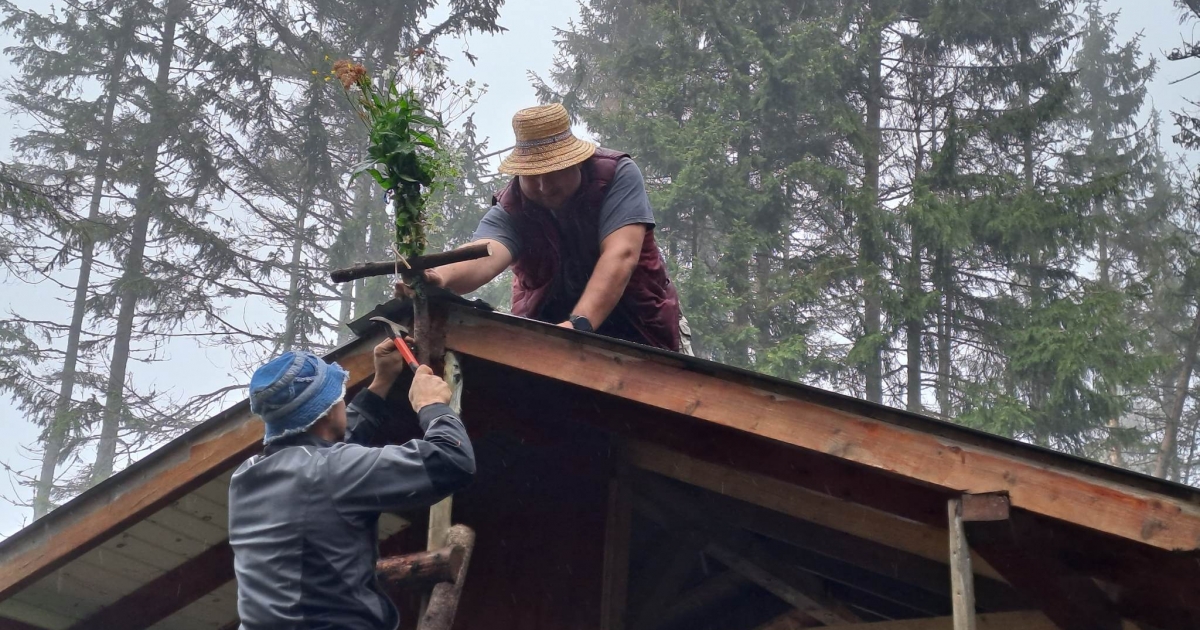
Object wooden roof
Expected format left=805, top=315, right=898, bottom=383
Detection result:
left=0, top=297, right=1197, bottom=630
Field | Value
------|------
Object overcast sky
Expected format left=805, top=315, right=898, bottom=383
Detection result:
left=0, top=0, right=1196, bottom=539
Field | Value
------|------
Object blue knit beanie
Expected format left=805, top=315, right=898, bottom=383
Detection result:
left=249, top=351, right=349, bottom=445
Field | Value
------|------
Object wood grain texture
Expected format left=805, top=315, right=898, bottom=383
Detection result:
left=947, top=499, right=976, bottom=630
left=444, top=310, right=1200, bottom=551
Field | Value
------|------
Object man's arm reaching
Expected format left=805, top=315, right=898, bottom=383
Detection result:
left=560, top=223, right=647, bottom=329
left=331, top=364, right=475, bottom=514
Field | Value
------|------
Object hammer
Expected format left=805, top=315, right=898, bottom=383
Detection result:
left=370, top=316, right=421, bottom=372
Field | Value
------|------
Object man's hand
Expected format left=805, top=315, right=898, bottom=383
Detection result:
left=409, top=364, right=452, bottom=412
left=556, top=321, right=573, bottom=329
left=393, top=269, right=445, bottom=298
left=367, top=339, right=408, bottom=398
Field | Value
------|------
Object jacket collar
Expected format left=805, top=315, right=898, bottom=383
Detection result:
left=264, top=430, right=335, bottom=455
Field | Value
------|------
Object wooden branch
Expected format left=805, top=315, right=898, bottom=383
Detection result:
left=376, top=546, right=465, bottom=590
left=948, top=499, right=976, bottom=630
left=329, top=243, right=491, bottom=283
left=416, top=525, right=475, bottom=630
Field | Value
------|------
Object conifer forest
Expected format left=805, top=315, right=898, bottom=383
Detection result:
left=0, top=0, right=1198, bottom=527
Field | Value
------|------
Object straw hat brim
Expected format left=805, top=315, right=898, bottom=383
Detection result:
left=498, top=137, right=597, bottom=176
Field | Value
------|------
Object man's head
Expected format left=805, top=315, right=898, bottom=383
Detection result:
left=499, top=103, right=595, bottom=210
left=249, top=351, right=349, bottom=445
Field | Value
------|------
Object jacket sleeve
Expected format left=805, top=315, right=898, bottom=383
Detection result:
left=344, top=389, right=394, bottom=446
left=327, top=403, right=476, bottom=516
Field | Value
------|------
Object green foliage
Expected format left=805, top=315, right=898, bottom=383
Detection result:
left=336, top=60, right=449, bottom=258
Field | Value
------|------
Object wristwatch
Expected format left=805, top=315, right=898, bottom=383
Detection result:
left=568, top=314, right=594, bottom=332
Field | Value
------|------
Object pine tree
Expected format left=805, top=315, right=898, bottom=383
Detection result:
left=537, top=0, right=858, bottom=378
left=1168, top=0, right=1200, bottom=149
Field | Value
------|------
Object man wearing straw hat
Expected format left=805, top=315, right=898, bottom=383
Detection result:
left=409, top=103, right=691, bottom=353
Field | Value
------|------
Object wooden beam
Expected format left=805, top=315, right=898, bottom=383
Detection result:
left=67, top=541, right=234, bottom=630
left=961, top=495, right=1009, bottom=522
left=965, top=515, right=1125, bottom=630
left=0, top=332, right=384, bottom=602
left=642, top=571, right=750, bottom=630
left=705, top=539, right=861, bottom=626
left=948, top=499, right=976, bottom=630
left=624, top=440, right=1006, bottom=582
left=601, top=458, right=633, bottom=630
left=824, top=610, right=1058, bottom=629
left=670, top=481, right=1026, bottom=613
left=444, top=309, right=1200, bottom=551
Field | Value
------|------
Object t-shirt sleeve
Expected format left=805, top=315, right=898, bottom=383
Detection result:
left=471, top=204, right=521, bottom=259
left=598, top=158, right=656, bottom=241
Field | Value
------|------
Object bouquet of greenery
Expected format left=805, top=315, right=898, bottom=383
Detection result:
left=333, top=59, right=446, bottom=259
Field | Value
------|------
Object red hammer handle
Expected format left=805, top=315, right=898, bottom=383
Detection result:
left=383, top=327, right=421, bottom=372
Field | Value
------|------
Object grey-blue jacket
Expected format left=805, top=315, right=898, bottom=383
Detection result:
left=228, top=389, right=475, bottom=630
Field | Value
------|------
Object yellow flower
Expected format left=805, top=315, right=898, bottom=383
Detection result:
left=311, top=70, right=318, bottom=75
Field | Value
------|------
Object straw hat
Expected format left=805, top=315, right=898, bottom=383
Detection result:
left=498, top=104, right=596, bottom=176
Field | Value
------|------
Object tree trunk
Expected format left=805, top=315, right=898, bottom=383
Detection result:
left=936, top=250, right=953, bottom=418
left=1154, top=307, right=1200, bottom=479
left=34, top=22, right=132, bottom=515
left=906, top=127, right=926, bottom=413
left=861, top=6, right=885, bottom=404
left=92, top=0, right=182, bottom=484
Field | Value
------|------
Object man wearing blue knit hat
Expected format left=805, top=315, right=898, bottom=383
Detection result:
left=228, top=339, right=475, bottom=630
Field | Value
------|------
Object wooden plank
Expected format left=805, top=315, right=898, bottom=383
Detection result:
left=948, top=499, right=976, bottom=630
left=0, top=332, right=383, bottom=601
left=625, top=441, right=1006, bottom=582
left=824, top=610, right=1057, bottom=629
left=0, top=597, right=79, bottom=630
left=601, top=458, right=633, bottom=630
left=445, top=310, right=1200, bottom=551
left=67, top=541, right=233, bottom=630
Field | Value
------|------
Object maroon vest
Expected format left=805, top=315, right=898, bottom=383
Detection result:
left=493, top=148, right=681, bottom=351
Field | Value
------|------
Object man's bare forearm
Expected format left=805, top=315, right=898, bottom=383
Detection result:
left=571, top=249, right=638, bottom=326
left=430, top=240, right=513, bottom=295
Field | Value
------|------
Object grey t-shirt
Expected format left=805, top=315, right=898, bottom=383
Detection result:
left=472, top=157, right=655, bottom=259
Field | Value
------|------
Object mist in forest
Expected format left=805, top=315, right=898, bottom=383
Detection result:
left=0, top=0, right=1197, bottom=535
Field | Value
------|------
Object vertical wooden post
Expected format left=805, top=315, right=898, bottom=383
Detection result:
left=949, top=497, right=977, bottom=630
left=427, top=351, right=462, bottom=551
left=600, top=449, right=633, bottom=630
left=420, top=351, right=462, bottom=618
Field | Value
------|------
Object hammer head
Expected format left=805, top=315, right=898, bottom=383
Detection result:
left=369, top=315, right=410, bottom=337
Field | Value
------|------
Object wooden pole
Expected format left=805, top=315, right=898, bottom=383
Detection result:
left=948, top=498, right=977, bottom=630
left=417, top=525, right=476, bottom=630
left=376, top=546, right=465, bottom=589
left=329, top=243, right=490, bottom=283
